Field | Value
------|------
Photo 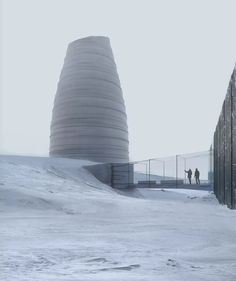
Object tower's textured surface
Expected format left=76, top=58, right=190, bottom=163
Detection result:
left=50, top=36, right=129, bottom=163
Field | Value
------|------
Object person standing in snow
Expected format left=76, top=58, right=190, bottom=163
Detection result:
left=184, top=169, right=192, bottom=184
left=194, top=168, right=200, bottom=184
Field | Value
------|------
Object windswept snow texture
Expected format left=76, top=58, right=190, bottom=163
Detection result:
left=1, top=155, right=236, bottom=281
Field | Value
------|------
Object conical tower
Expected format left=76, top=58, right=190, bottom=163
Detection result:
left=50, top=36, right=129, bottom=163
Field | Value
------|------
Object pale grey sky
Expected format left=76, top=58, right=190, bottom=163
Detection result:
left=0, top=0, right=235, bottom=161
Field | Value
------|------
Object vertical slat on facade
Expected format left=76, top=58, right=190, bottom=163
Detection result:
left=216, top=125, right=220, bottom=200
left=215, top=125, right=220, bottom=200
left=220, top=106, right=226, bottom=204
left=219, top=115, right=222, bottom=203
left=213, top=131, right=217, bottom=196
left=225, top=87, right=232, bottom=208
left=231, top=72, right=236, bottom=209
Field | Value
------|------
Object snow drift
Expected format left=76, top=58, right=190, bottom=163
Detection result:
left=1, top=155, right=236, bottom=281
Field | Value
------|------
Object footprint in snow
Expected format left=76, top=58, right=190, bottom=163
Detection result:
left=190, top=265, right=201, bottom=270
left=99, top=264, right=140, bottom=271
left=187, top=196, right=198, bottom=200
left=166, top=259, right=179, bottom=267
left=31, top=169, right=40, bottom=174
left=87, top=257, right=108, bottom=263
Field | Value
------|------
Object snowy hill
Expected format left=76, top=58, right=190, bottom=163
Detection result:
left=0, top=155, right=115, bottom=215
left=1, top=155, right=236, bottom=281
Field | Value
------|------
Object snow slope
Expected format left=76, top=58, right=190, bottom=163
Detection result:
left=1, top=155, right=236, bottom=281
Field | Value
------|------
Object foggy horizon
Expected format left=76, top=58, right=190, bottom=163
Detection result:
left=1, top=0, right=236, bottom=161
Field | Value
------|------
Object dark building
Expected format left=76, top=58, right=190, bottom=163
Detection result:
left=214, top=64, right=236, bottom=209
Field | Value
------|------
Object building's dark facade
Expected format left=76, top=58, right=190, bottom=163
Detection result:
left=214, top=65, right=236, bottom=209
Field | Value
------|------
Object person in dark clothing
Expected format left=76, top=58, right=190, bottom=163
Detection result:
left=184, top=169, right=192, bottom=184
left=194, top=168, right=200, bottom=184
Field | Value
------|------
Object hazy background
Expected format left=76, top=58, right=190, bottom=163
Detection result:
left=0, top=0, right=235, bottom=161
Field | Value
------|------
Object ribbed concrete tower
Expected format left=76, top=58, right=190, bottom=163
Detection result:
left=50, top=36, right=129, bottom=163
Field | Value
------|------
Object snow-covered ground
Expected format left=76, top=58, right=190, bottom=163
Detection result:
left=1, top=155, right=236, bottom=281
